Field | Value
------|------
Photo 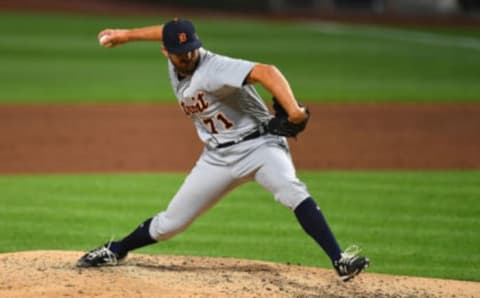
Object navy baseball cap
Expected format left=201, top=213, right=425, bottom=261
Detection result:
left=162, top=18, right=202, bottom=54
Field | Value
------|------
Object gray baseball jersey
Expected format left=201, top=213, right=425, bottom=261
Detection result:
left=168, top=48, right=270, bottom=146
left=149, top=48, right=310, bottom=240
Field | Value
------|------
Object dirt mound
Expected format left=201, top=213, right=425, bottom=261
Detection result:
left=0, top=251, right=478, bottom=298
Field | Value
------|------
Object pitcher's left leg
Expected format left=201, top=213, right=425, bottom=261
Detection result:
left=253, top=145, right=368, bottom=280
left=254, top=145, right=341, bottom=259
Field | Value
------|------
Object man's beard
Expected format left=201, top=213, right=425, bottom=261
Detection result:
left=174, top=58, right=199, bottom=76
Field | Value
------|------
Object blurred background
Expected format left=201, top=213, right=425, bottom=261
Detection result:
left=1, top=0, right=479, bottom=104
left=2, top=0, right=480, bottom=16
left=129, top=0, right=480, bottom=16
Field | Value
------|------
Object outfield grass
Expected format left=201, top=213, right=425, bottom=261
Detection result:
left=0, top=172, right=479, bottom=281
left=1, top=11, right=479, bottom=103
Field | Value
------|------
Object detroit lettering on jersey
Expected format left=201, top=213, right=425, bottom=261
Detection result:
left=169, top=48, right=271, bottom=144
left=180, top=92, right=208, bottom=116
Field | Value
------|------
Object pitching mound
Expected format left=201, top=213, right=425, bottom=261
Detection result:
left=0, top=251, right=478, bottom=297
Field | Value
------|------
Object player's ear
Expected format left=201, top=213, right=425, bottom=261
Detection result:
left=161, top=46, right=169, bottom=58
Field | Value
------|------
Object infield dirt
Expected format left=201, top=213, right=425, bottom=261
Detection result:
left=1, top=103, right=480, bottom=173
left=1, top=251, right=479, bottom=298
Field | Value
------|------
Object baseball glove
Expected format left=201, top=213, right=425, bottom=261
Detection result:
left=267, top=97, right=309, bottom=138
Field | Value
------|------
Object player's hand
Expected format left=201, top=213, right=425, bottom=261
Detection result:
left=288, top=106, right=309, bottom=124
left=98, top=29, right=130, bottom=48
left=268, top=97, right=309, bottom=138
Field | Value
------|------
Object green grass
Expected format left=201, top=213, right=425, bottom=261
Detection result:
left=0, top=171, right=479, bottom=281
left=1, top=11, right=479, bottom=103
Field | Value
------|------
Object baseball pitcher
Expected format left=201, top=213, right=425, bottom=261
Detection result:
left=77, top=18, right=369, bottom=282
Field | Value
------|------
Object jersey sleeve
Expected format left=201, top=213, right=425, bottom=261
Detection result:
left=205, top=55, right=255, bottom=91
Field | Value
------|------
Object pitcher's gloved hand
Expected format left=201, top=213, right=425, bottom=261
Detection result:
left=267, top=97, right=309, bottom=138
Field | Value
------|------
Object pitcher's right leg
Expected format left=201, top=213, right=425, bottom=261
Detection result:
left=149, top=159, right=237, bottom=240
left=77, top=158, right=237, bottom=268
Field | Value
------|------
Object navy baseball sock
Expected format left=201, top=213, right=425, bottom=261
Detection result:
left=110, top=217, right=156, bottom=258
left=294, top=197, right=342, bottom=262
